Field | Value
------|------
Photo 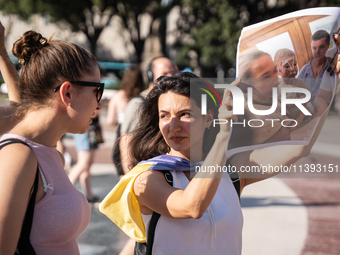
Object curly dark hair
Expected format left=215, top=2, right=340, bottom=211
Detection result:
left=129, top=72, right=219, bottom=167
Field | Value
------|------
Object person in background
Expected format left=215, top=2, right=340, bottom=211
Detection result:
left=107, top=65, right=144, bottom=176
left=0, top=29, right=102, bottom=254
left=274, top=48, right=312, bottom=120
left=274, top=48, right=299, bottom=79
left=106, top=65, right=144, bottom=127
left=56, top=135, right=75, bottom=171
left=297, top=30, right=332, bottom=103
left=68, top=106, right=103, bottom=203
left=0, top=21, right=20, bottom=135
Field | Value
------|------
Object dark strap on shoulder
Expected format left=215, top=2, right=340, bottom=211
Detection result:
left=135, top=94, right=146, bottom=102
left=226, top=160, right=241, bottom=199
left=0, top=138, right=38, bottom=254
left=16, top=167, right=39, bottom=253
left=146, top=170, right=173, bottom=255
left=0, top=138, right=32, bottom=150
left=231, top=173, right=241, bottom=199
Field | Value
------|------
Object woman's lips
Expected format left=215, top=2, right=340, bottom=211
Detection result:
left=170, top=136, right=185, bottom=142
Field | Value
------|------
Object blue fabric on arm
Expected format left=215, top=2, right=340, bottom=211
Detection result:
left=137, top=154, right=201, bottom=171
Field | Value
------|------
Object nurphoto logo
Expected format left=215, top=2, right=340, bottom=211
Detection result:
left=201, top=84, right=312, bottom=116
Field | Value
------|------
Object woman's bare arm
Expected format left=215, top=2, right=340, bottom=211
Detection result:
left=0, top=21, right=20, bottom=134
left=134, top=89, right=234, bottom=219
left=0, top=21, right=20, bottom=104
left=0, top=144, right=37, bottom=254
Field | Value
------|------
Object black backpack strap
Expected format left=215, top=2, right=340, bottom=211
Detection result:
left=145, top=171, right=173, bottom=255
left=226, top=160, right=241, bottom=199
left=145, top=213, right=160, bottom=255
left=112, top=124, right=124, bottom=176
left=145, top=170, right=173, bottom=255
left=16, top=167, right=39, bottom=254
left=0, top=138, right=38, bottom=254
left=231, top=173, right=241, bottom=199
left=0, top=138, right=32, bottom=149
left=135, top=94, right=146, bottom=101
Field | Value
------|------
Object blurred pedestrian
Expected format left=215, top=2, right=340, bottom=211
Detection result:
left=68, top=107, right=103, bottom=203
left=56, top=135, right=75, bottom=171
left=107, top=65, right=144, bottom=176
left=0, top=29, right=102, bottom=254
left=106, top=65, right=144, bottom=127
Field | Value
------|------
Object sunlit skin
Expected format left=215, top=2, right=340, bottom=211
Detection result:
left=311, top=38, right=329, bottom=65
left=146, top=58, right=177, bottom=95
left=158, top=92, right=211, bottom=163
left=250, top=55, right=279, bottom=100
left=71, top=65, right=103, bottom=134
left=152, top=58, right=176, bottom=81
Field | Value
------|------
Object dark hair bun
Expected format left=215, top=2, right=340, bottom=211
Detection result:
left=12, top=30, right=48, bottom=64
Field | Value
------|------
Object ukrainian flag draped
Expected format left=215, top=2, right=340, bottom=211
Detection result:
left=99, top=155, right=192, bottom=242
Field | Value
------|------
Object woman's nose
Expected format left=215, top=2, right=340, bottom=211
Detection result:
left=169, top=117, right=181, bottom=132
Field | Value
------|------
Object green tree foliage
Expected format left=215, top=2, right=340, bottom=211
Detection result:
left=0, top=0, right=44, bottom=19
left=175, top=0, right=339, bottom=76
left=175, top=0, right=239, bottom=75
left=0, top=0, right=178, bottom=60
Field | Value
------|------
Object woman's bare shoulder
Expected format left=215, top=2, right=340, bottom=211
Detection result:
left=134, top=170, right=165, bottom=196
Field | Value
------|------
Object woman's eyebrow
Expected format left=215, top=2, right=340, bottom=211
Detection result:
left=159, top=109, right=192, bottom=114
left=159, top=110, right=169, bottom=113
left=178, top=109, right=192, bottom=112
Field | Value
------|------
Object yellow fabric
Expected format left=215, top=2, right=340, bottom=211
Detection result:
left=99, top=163, right=152, bottom=242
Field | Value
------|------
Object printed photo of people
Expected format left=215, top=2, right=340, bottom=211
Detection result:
left=218, top=8, right=340, bottom=156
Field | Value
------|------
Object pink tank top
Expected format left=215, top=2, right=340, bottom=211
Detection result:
left=1, top=134, right=91, bottom=255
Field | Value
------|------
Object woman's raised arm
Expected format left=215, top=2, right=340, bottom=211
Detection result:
left=0, top=21, right=20, bottom=103
left=0, top=21, right=20, bottom=134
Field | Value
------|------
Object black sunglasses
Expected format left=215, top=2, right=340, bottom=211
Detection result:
left=54, top=81, right=104, bottom=102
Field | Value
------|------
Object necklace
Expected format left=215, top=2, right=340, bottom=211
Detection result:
left=311, top=60, right=324, bottom=78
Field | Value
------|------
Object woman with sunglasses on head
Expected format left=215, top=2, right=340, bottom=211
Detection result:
left=0, top=30, right=103, bottom=254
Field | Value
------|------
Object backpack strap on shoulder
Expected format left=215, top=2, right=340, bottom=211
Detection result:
left=134, top=171, right=173, bottom=255
left=145, top=170, right=172, bottom=255
left=0, top=138, right=32, bottom=149
left=0, top=138, right=39, bottom=254
left=226, top=160, right=241, bottom=200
